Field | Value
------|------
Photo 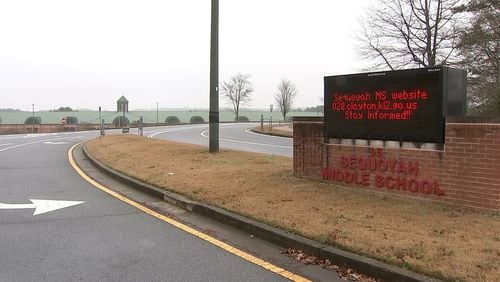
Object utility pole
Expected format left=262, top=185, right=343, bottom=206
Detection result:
left=209, top=0, right=219, bottom=153
left=270, top=104, right=273, bottom=132
left=32, top=104, right=34, bottom=133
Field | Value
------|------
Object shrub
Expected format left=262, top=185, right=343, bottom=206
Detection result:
left=190, top=116, right=205, bottom=123
left=165, top=116, right=181, bottom=124
left=66, top=116, right=78, bottom=124
left=24, top=117, right=42, bottom=125
left=112, top=116, right=129, bottom=127
left=235, top=116, right=250, bottom=122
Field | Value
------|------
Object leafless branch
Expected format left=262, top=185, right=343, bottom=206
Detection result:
left=220, top=73, right=253, bottom=120
left=356, top=0, right=463, bottom=70
left=274, top=79, right=298, bottom=121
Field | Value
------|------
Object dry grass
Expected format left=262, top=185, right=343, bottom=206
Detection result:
left=86, top=135, right=500, bottom=282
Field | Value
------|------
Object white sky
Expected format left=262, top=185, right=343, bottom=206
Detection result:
left=0, top=0, right=371, bottom=111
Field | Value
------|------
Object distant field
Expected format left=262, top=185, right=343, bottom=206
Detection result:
left=0, top=110, right=322, bottom=125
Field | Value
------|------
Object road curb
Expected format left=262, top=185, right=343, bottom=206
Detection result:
left=81, top=143, right=438, bottom=282
left=250, top=128, right=292, bottom=138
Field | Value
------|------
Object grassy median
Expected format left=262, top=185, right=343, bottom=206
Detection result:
left=252, top=125, right=293, bottom=138
left=86, top=135, right=499, bottom=281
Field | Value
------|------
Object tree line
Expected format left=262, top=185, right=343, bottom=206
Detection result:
left=0, top=108, right=22, bottom=112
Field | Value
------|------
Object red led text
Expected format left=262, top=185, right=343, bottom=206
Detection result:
left=331, top=88, right=428, bottom=121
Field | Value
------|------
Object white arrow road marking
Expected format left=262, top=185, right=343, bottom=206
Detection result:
left=0, top=199, right=85, bottom=215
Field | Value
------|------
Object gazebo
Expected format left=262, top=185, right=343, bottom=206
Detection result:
left=117, top=96, right=129, bottom=113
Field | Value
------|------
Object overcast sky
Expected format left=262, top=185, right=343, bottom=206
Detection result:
left=0, top=0, right=371, bottom=111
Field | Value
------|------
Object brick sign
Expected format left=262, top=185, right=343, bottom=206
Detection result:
left=323, top=67, right=466, bottom=143
left=321, top=148, right=445, bottom=196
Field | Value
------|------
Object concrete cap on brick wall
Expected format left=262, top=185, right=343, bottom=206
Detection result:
left=293, top=116, right=324, bottom=123
left=447, top=116, right=500, bottom=123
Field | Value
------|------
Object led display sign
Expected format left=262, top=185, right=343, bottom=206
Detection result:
left=323, top=67, right=466, bottom=143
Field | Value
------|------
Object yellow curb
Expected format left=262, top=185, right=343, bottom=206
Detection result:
left=68, top=142, right=311, bottom=282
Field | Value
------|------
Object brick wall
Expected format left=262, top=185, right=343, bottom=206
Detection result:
left=293, top=118, right=324, bottom=178
left=0, top=124, right=106, bottom=134
left=293, top=117, right=500, bottom=211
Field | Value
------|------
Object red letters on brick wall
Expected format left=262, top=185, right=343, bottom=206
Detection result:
left=321, top=148, right=445, bottom=196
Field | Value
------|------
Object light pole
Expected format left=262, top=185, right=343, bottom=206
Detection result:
left=209, top=0, right=219, bottom=153
left=156, top=102, right=159, bottom=126
left=31, top=104, right=34, bottom=133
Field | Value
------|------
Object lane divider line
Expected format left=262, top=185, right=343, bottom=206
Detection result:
left=147, top=125, right=208, bottom=138
left=0, top=136, right=84, bottom=152
left=146, top=123, right=256, bottom=138
left=68, top=142, right=310, bottom=282
left=200, top=130, right=292, bottom=149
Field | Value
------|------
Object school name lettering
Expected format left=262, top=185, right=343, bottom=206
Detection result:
left=321, top=149, right=444, bottom=196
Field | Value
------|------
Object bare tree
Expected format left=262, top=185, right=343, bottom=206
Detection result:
left=357, top=0, right=463, bottom=70
left=220, top=73, right=253, bottom=120
left=275, top=79, right=298, bottom=121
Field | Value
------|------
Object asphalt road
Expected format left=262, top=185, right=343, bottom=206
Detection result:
left=145, top=123, right=293, bottom=157
left=0, top=125, right=301, bottom=281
